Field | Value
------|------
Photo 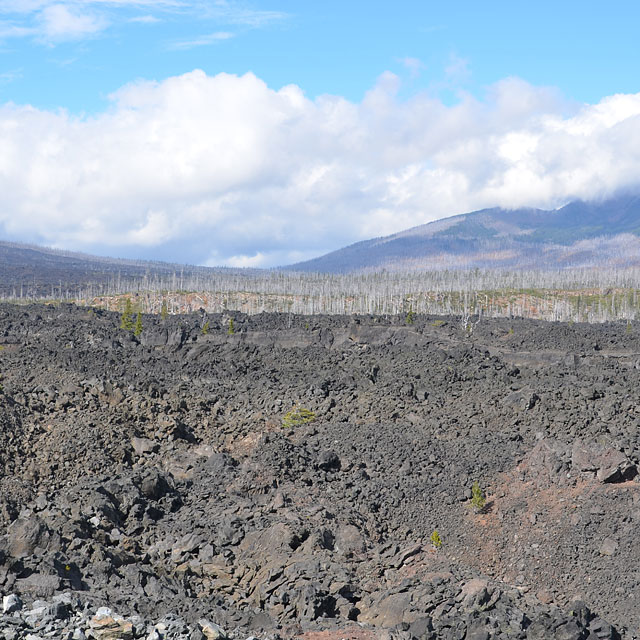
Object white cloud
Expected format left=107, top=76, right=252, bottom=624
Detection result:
left=0, top=0, right=281, bottom=43
left=0, top=21, right=37, bottom=38
left=37, top=4, right=106, bottom=41
left=399, top=56, right=423, bottom=78
left=128, top=14, right=160, bottom=23
left=0, top=1, right=180, bottom=10
left=444, top=53, right=470, bottom=82
left=1, top=69, right=640, bottom=267
left=198, top=0, right=286, bottom=28
left=0, top=67, right=22, bottom=82
left=0, top=1, right=116, bottom=41
left=169, top=30, right=233, bottom=50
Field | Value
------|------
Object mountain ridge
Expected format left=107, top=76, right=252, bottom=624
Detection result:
left=2, top=195, right=640, bottom=286
left=283, top=194, right=640, bottom=273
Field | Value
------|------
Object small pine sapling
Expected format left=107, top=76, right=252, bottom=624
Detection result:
left=228, top=318, right=235, bottom=335
left=202, top=320, right=210, bottom=335
left=120, top=298, right=134, bottom=331
left=134, top=311, right=143, bottom=337
left=430, top=529, right=442, bottom=549
left=471, top=481, right=486, bottom=512
left=161, top=299, right=168, bottom=321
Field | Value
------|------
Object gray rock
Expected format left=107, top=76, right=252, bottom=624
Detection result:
left=89, top=608, right=135, bottom=640
left=198, top=619, right=228, bottom=639
left=466, top=629, right=489, bottom=640
left=334, top=524, right=365, bottom=558
left=131, top=436, right=159, bottom=456
left=317, top=450, right=341, bottom=472
left=46, top=600, right=69, bottom=620
left=600, top=537, right=618, bottom=556
left=5, top=515, right=48, bottom=558
left=571, top=440, right=636, bottom=483
left=16, top=573, right=61, bottom=598
left=2, top=594, right=22, bottom=614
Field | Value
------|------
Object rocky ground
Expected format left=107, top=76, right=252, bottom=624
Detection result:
left=1, top=303, right=639, bottom=639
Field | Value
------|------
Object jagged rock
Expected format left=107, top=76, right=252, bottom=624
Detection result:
left=198, top=619, right=228, bottom=639
left=16, top=573, right=61, bottom=598
left=131, top=437, right=159, bottom=456
left=4, top=515, right=49, bottom=558
left=2, top=594, right=22, bottom=614
left=89, top=608, right=135, bottom=640
left=317, top=450, right=341, bottom=472
left=466, top=629, right=489, bottom=640
left=517, top=438, right=571, bottom=487
left=140, top=329, right=169, bottom=348
left=0, top=305, right=635, bottom=639
left=358, top=591, right=411, bottom=627
left=572, top=440, right=636, bottom=483
left=333, top=524, right=365, bottom=558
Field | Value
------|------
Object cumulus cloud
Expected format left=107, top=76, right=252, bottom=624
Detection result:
left=1, top=70, right=640, bottom=267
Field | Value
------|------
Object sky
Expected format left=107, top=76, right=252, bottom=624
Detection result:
left=0, top=1, right=640, bottom=267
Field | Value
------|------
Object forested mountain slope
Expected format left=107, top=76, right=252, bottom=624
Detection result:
left=286, top=195, right=640, bottom=273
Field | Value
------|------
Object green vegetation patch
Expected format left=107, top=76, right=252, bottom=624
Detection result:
left=282, top=406, right=316, bottom=429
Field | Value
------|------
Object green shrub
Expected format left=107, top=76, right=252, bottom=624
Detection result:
left=471, top=481, right=486, bottom=512
left=282, top=406, right=316, bottom=429
left=405, top=309, right=416, bottom=325
left=430, top=529, right=442, bottom=549
left=202, top=320, right=210, bottom=335
left=134, top=311, right=143, bottom=337
left=228, top=318, right=235, bottom=335
left=120, top=298, right=134, bottom=331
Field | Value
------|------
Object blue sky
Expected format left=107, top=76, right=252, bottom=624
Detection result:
left=2, top=1, right=639, bottom=112
left=0, top=1, right=639, bottom=266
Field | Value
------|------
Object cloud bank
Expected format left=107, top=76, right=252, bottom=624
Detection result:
left=1, top=70, right=640, bottom=267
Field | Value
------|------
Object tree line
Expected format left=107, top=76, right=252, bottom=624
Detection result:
left=4, top=267, right=640, bottom=323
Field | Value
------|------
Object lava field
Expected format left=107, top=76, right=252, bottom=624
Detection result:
left=1, top=303, right=639, bottom=639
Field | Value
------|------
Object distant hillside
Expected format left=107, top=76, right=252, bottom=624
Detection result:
left=4, top=232, right=640, bottom=322
left=0, top=241, right=245, bottom=298
left=4, top=194, right=640, bottom=300
left=284, top=195, right=640, bottom=273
